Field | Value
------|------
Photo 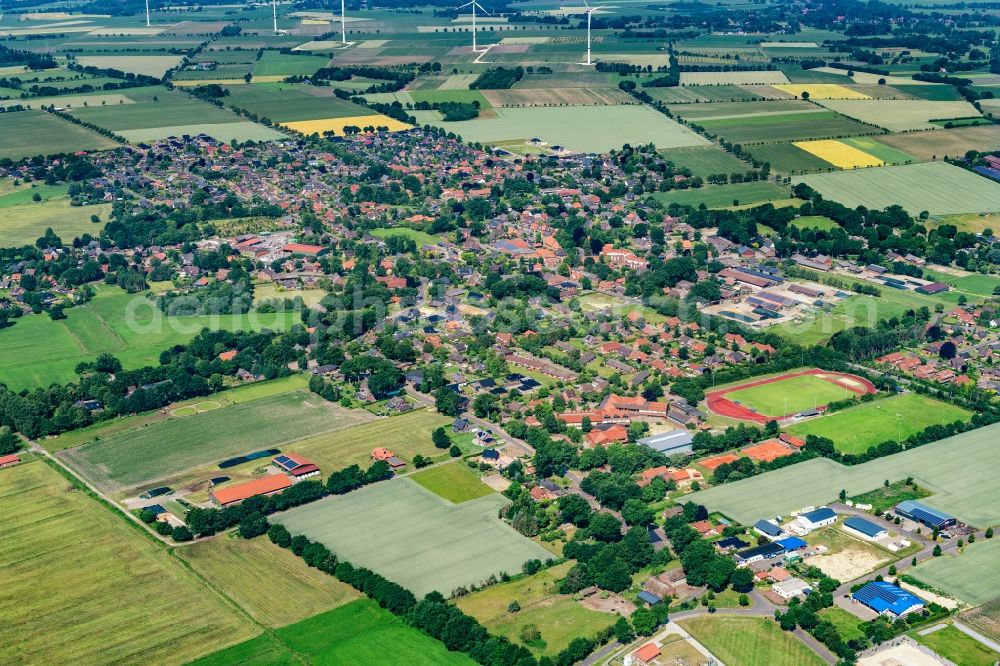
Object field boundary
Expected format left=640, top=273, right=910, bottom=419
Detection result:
left=705, top=368, right=876, bottom=423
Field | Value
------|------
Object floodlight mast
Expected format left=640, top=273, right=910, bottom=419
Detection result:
left=459, top=1, right=490, bottom=53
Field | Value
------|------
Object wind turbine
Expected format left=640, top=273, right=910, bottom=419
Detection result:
left=458, top=0, right=490, bottom=53
left=272, top=0, right=277, bottom=34
left=145, top=0, right=150, bottom=27
left=340, top=0, right=347, bottom=43
left=581, top=0, right=605, bottom=66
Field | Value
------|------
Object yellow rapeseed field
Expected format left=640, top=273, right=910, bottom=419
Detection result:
left=281, top=115, right=413, bottom=135
left=793, top=140, right=885, bottom=168
left=772, top=83, right=871, bottom=99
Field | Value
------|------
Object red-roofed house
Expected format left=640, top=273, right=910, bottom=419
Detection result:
left=632, top=643, right=661, bottom=665
left=211, top=474, right=292, bottom=506
left=283, top=243, right=325, bottom=256
left=0, top=453, right=21, bottom=469
left=273, top=453, right=320, bottom=479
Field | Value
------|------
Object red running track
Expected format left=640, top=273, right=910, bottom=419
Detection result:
left=705, top=369, right=877, bottom=424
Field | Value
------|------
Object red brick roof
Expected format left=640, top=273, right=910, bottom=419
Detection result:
left=211, top=474, right=291, bottom=505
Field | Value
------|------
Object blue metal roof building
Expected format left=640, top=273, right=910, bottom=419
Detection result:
left=637, top=590, right=662, bottom=605
left=776, top=536, right=807, bottom=551
left=754, top=519, right=783, bottom=537
left=799, top=507, right=836, bottom=524
left=852, top=581, right=924, bottom=617
left=843, top=516, right=887, bottom=539
left=895, top=500, right=956, bottom=529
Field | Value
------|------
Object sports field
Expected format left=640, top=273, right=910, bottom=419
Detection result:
left=911, top=539, right=1000, bottom=606
left=786, top=394, right=972, bottom=454
left=455, top=561, right=615, bottom=656
left=0, top=461, right=255, bottom=664
left=274, top=478, right=552, bottom=597
left=0, top=285, right=297, bottom=390
left=176, top=536, right=360, bottom=627
left=0, top=109, right=119, bottom=160
left=413, top=105, right=710, bottom=153
left=694, top=421, right=1000, bottom=527
left=190, top=599, right=475, bottom=666
left=795, top=162, right=1000, bottom=215
left=817, top=99, right=981, bottom=131
left=410, top=462, right=495, bottom=503
left=281, top=114, right=412, bottom=134
left=793, top=139, right=884, bottom=168
left=61, top=389, right=373, bottom=491
left=287, top=408, right=451, bottom=472
left=707, top=369, right=874, bottom=422
left=725, top=372, right=861, bottom=416
left=679, top=617, right=825, bottom=666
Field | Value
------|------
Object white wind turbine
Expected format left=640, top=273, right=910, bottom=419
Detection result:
left=458, top=0, right=490, bottom=53
left=272, top=0, right=278, bottom=34
left=145, top=0, right=151, bottom=27
left=340, top=0, right=347, bottom=43
left=581, top=0, right=605, bottom=66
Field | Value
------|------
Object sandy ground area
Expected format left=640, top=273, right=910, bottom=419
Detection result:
left=806, top=547, right=888, bottom=581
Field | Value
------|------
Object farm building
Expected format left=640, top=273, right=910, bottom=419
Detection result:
left=795, top=507, right=837, bottom=531
left=915, top=282, right=949, bottom=295
left=637, top=590, right=663, bottom=605
left=754, top=519, right=785, bottom=538
left=736, top=542, right=785, bottom=565
left=772, top=577, right=812, bottom=600
left=776, top=536, right=807, bottom=552
left=842, top=516, right=887, bottom=541
left=0, top=453, right=21, bottom=469
left=210, top=474, right=292, bottom=506
left=895, top=500, right=956, bottom=529
left=628, top=643, right=661, bottom=666
left=637, top=429, right=694, bottom=454
left=272, top=453, right=320, bottom=479
left=852, top=581, right=925, bottom=617
left=715, top=535, right=750, bottom=551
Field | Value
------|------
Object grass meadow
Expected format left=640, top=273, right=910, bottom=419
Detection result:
left=176, top=536, right=360, bottom=627
left=61, top=388, right=373, bottom=491
left=679, top=617, right=825, bottom=666
left=0, top=184, right=110, bottom=247
left=912, top=624, right=1000, bottom=666
left=817, top=99, right=980, bottom=131
left=652, top=181, right=791, bottom=208
left=795, top=162, right=1000, bottom=215
left=0, top=109, right=119, bottom=160
left=911, top=539, right=1000, bottom=606
left=190, top=599, right=475, bottom=666
left=455, top=562, right=615, bottom=656
left=223, top=83, right=371, bottom=122
left=695, top=421, right=1000, bottom=527
left=872, top=125, right=1000, bottom=162
left=724, top=373, right=859, bottom=416
left=410, top=461, right=495, bottom=503
left=786, top=394, right=972, bottom=454
left=0, top=285, right=296, bottom=390
left=369, top=226, right=445, bottom=246
left=275, top=478, right=552, bottom=597
left=659, top=145, right=751, bottom=177
left=0, top=461, right=256, bottom=664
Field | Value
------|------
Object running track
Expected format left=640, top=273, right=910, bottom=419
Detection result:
left=705, top=369, right=877, bottom=424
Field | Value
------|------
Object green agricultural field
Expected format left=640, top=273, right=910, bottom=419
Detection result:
left=643, top=85, right=765, bottom=103
left=746, top=142, right=832, bottom=173
left=839, top=136, right=916, bottom=165
left=0, top=461, right=256, bottom=664
left=679, top=617, right=825, bottom=666
left=410, top=462, right=495, bottom=504
left=911, top=539, right=1000, bottom=606
left=274, top=478, right=552, bottom=597
left=71, top=87, right=238, bottom=131
left=667, top=99, right=813, bottom=120
left=176, top=536, right=360, bottom=627
left=913, top=624, right=1000, bottom=666
left=456, top=562, right=614, bottom=656
left=694, top=421, right=1000, bottom=527
left=724, top=373, right=859, bottom=417
left=660, top=145, right=752, bottom=177
left=921, top=269, right=1000, bottom=299
left=873, top=126, right=1000, bottom=163
left=191, top=598, right=475, bottom=666
left=369, top=226, right=444, bottom=246
left=287, top=408, right=454, bottom=472
left=932, top=212, right=1000, bottom=234
left=0, top=109, right=119, bottom=160
left=60, top=389, right=373, bottom=491
left=893, top=84, right=963, bottom=101
left=46, top=375, right=308, bottom=451
left=786, top=394, right=972, bottom=454
left=697, top=110, right=871, bottom=144
left=817, top=99, right=981, bottom=132
left=223, top=83, right=371, bottom=122
left=76, top=54, right=183, bottom=77
left=0, top=285, right=296, bottom=390
left=412, top=105, right=710, bottom=154
left=118, top=122, right=285, bottom=143
left=652, top=181, right=792, bottom=209
left=964, top=598, right=1000, bottom=644
left=252, top=50, right=330, bottom=77
left=795, top=162, right=1000, bottom=215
